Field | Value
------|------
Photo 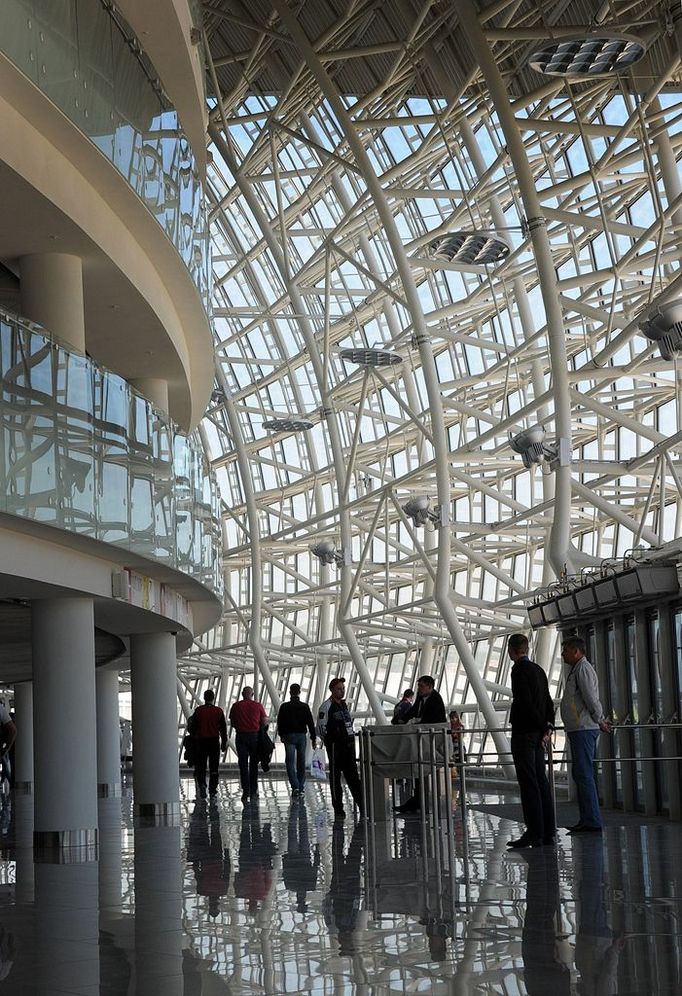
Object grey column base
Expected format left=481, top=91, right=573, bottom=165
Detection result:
left=134, top=802, right=180, bottom=826
left=98, top=782, right=122, bottom=798
left=14, top=781, right=33, bottom=794
left=34, top=828, right=98, bottom=863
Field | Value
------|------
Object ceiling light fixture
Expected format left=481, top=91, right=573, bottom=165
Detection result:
left=311, top=539, right=347, bottom=566
left=528, top=32, right=646, bottom=77
left=339, top=347, right=403, bottom=367
left=263, top=417, right=314, bottom=432
left=429, top=232, right=510, bottom=267
left=401, top=495, right=441, bottom=529
left=638, top=300, right=682, bottom=360
left=509, top=425, right=571, bottom=470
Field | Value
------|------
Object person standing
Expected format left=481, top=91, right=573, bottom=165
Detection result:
left=391, top=689, right=414, bottom=724
left=507, top=633, right=556, bottom=849
left=560, top=636, right=612, bottom=834
left=229, top=687, right=267, bottom=803
left=317, top=678, right=363, bottom=818
left=394, top=675, right=446, bottom=814
left=276, top=683, right=316, bottom=797
left=189, top=689, right=227, bottom=801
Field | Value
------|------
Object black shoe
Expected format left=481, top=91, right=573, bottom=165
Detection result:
left=569, top=824, right=602, bottom=834
left=565, top=822, right=583, bottom=831
left=506, top=835, right=530, bottom=848
left=507, top=837, right=542, bottom=850
left=241, top=792, right=249, bottom=803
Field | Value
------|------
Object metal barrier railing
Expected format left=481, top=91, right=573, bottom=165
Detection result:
left=357, top=721, right=682, bottom=917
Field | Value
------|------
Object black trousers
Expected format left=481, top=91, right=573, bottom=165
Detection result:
left=195, top=738, right=220, bottom=795
left=511, top=731, right=555, bottom=841
left=235, top=731, right=260, bottom=795
left=325, top=739, right=363, bottom=812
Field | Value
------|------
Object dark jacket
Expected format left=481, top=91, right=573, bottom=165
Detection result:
left=510, top=656, right=554, bottom=735
left=277, top=698, right=316, bottom=741
left=405, top=689, right=446, bottom=725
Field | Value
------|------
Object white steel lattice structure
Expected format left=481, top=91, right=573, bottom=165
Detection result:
left=179, top=0, right=682, bottom=765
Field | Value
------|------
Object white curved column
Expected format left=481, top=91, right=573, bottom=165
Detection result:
left=31, top=597, right=98, bottom=856
left=130, top=632, right=180, bottom=821
left=13, top=681, right=33, bottom=792
left=20, top=253, right=86, bottom=353
left=96, top=668, right=121, bottom=797
left=269, top=5, right=508, bottom=753
left=458, top=3, right=574, bottom=578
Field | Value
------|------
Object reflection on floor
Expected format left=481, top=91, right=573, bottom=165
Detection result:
left=0, top=776, right=679, bottom=993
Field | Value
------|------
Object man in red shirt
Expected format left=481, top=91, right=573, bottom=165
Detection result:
left=229, top=687, right=268, bottom=803
left=189, top=689, right=227, bottom=801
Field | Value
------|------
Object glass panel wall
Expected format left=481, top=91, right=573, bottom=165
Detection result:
left=0, top=309, right=222, bottom=597
left=1, top=0, right=210, bottom=309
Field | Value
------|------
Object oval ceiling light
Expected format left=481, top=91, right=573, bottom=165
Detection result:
left=263, top=417, right=315, bottom=432
left=429, top=232, right=510, bottom=267
left=528, top=33, right=646, bottom=77
left=340, top=347, right=403, bottom=367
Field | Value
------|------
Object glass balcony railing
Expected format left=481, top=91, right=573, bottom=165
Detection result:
left=0, top=309, right=223, bottom=599
left=2, top=0, right=211, bottom=310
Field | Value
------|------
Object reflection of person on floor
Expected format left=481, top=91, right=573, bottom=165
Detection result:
left=323, top=821, right=364, bottom=955
left=282, top=799, right=319, bottom=913
left=186, top=802, right=230, bottom=918
left=574, top=837, right=624, bottom=995
left=234, top=807, right=277, bottom=914
left=521, top=850, right=571, bottom=995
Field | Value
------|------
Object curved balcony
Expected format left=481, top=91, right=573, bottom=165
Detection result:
left=0, top=310, right=222, bottom=597
left=1, top=0, right=210, bottom=310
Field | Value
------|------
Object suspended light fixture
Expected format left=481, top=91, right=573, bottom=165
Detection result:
left=429, top=232, right=510, bottom=267
left=509, top=425, right=571, bottom=470
left=402, top=495, right=441, bottom=528
left=528, top=32, right=646, bottom=77
left=638, top=300, right=682, bottom=360
left=340, top=347, right=403, bottom=367
left=311, top=539, right=346, bottom=566
left=263, top=416, right=315, bottom=432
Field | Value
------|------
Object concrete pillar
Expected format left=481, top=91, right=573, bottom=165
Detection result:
left=19, top=253, right=86, bottom=353
left=96, top=669, right=121, bottom=798
left=130, top=632, right=180, bottom=821
left=14, top=792, right=34, bottom=904
left=35, top=862, right=99, bottom=995
left=13, top=681, right=33, bottom=792
left=31, top=597, right=98, bottom=856
left=130, top=377, right=169, bottom=415
left=98, top=797, right=122, bottom=911
left=134, top=824, right=183, bottom=994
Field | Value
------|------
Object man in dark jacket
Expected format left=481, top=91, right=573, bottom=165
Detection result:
left=317, top=677, right=363, bottom=818
left=394, top=675, right=446, bottom=814
left=276, top=683, right=316, bottom=796
left=507, top=633, right=556, bottom=849
left=189, top=689, right=228, bottom=801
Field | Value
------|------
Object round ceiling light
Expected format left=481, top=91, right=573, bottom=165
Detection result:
left=263, top=417, right=314, bottom=432
left=528, top=33, right=646, bottom=77
left=429, top=232, right=510, bottom=266
left=340, top=347, right=403, bottom=367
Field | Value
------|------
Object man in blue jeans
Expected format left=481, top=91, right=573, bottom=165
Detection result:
left=276, top=684, right=316, bottom=797
left=560, top=636, right=612, bottom=834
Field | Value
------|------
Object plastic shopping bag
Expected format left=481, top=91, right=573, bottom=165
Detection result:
left=310, top=747, right=327, bottom=781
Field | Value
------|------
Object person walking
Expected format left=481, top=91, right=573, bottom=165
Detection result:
left=189, top=689, right=227, bottom=801
left=560, top=636, right=612, bottom=834
left=317, top=678, right=363, bottom=818
left=276, top=683, right=316, bottom=797
left=506, top=633, right=556, bottom=849
left=229, top=687, right=267, bottom=803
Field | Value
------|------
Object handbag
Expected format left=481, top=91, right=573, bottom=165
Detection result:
left=258, top=726, right=275, bottom=772
left=310, top=747, right=327, bottom=781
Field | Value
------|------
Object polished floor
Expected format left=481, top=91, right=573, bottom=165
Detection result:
left=0, top=775, right=679, bottom=993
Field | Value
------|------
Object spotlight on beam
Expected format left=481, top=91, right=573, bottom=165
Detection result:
left=402, top=495, right=440, bottom=528
left=311, top=539, right=346, bottom=566
left=509, top=426, right=571, bottom=470
left=638, top=300, right=682, bottom=360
